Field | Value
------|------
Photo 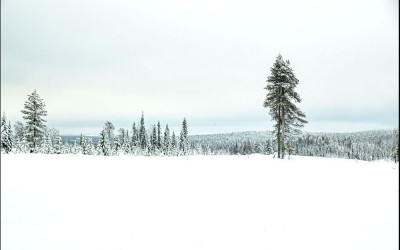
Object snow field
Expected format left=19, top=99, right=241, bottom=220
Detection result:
left=1, top=154, right=398, bottom=250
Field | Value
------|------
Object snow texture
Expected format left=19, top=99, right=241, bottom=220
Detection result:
left=1, top=154, right=398, bottom=250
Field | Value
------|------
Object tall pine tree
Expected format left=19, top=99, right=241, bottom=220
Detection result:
left=139, top=112, right=147, bottom=149
left=263, top=54, right=307, bottom=159
left=132, top=122, right=139, bottom=147
left=157, top=121, right=162, bottom=150
left=164, top=124, right=171, bottom=155
left=179, top=118, right=189, bottom=155
left=21, top=89, right=48, bottom=153
left=151, top=125, right=157, bottom=154
left=171, top=131, right=177, bottom=156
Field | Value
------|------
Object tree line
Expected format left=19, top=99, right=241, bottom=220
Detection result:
left=94, top=114, right=189, bottom=156
left=1, top=96, right=398, bottom=161
left=0, top=90, right=189, bottom=156
left=188, top=130, right=399, bottom=162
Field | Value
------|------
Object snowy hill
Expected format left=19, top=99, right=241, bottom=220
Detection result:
left=1, top=153, right=398, bottom=250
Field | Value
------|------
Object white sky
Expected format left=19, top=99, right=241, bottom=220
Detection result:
left=1, top=0, right=398, bottom=135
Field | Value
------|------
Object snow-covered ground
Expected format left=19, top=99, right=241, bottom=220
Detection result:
left=1, top=154, right=398, bottom=250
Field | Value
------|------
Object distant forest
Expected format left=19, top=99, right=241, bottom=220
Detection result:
left=188, top=130, right=399, bottom=162
left=49, top=130, right=400, bottom=162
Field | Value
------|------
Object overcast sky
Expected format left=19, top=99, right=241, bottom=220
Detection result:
left=1, top=0, right=398, bottom=135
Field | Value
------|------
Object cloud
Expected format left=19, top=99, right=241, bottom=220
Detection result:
left=1, top=0, right=398, bottom=134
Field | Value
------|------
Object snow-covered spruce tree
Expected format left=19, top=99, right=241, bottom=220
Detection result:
left=14, top=121, right=25, bottom=143
left=254, top=142, right=263, bottom=154
left=263, top=54, right=307, bottom=159
left=21, top=89, right=48, bottom=153
left=98, top=129, right=111, bottom=156
left=53, top=134, right=62, bottom=154
left=82, top=138, right=89, bottom=155
left=79, top=133, right=84, bottom=147
left=1, top=113, right=7, bottom=152
left=13, top=122, right=23, bottom=153
left=132, top=122, right=139, bottom=147
left=7, top=121, right=14, bottom=153
left=62, top=141, right=71, bottom=154
left=194, top=143, right=203, bottom=155
left=17, top=129, right=30, bottom=153
left=86, top=138, right=95, bottom=155
left=41, top=129, right=53, bottom=154
left=118, top=128, right=125, bottom=153
left=112, top=137, right=121, bottom=155
left=143, top=132, right=150, bottom=156
left=70, top=141, right=78, bottom=154
left=139, top=112, right=147, bottom=150
left=232, top=141, right=239, bottom=155
left=119, top=128, right=130, bottom=154
left=179, top=118, right=189, bottom=155
left=125, top=129, right=131, bottom=154
left=163, top=124, right=171, bottom=156
left=171, top=131, right=177, bottom=156
left=150, top=125, right=157, bottom=155
left=1, top=113, right=13, bottom=153
left=1, top=119, right=14, bottom=154
left=49, top=128, right=60, bottom=147
left=157, top=121, right=162, bottom=151
left=147, top=129, right=153, bottom=154
left=265, top=139, right=273, bottom=155
left=104, top=121, right=115, bottom=150
left=1, top=112, right=6, bottom=128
